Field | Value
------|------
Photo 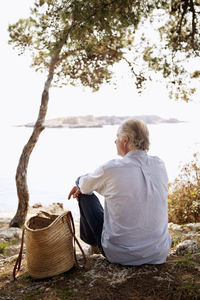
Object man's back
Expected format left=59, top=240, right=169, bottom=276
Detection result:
left=101, top=150, right=171, bottom=265
left=80, top=150, right=171, bottom=265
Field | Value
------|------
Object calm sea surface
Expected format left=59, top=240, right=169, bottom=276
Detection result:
left=0, top=122, right=199, bottom=220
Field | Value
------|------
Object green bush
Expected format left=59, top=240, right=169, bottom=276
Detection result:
left=168, top=153, right=200, bottom=224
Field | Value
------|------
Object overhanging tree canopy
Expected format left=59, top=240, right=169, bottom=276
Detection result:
left=8, top=0, right=200, bottom=227
left=9, top=0, right=149, bottom=90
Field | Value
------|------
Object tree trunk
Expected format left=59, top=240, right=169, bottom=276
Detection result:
left=10, top=53, right=60, bottom=227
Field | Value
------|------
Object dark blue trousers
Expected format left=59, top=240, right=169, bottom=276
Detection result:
left=78, top=193, right=105, bottom=256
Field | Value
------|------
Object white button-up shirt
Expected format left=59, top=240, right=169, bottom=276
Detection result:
left=78, top=150, right=171, bottom=265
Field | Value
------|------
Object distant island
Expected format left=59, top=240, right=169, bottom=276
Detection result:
left=23, top=115, right=183, bottom=128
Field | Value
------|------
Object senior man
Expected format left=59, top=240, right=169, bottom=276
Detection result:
left=68, top=119, right=171, bottom=265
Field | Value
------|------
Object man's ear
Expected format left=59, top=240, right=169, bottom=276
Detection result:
left=123, top=136, right=129, bottom=146
left=124, top=136, right=129, bottom=143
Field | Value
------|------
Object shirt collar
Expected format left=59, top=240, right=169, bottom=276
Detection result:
left=124, top=150, right=147, bottom=159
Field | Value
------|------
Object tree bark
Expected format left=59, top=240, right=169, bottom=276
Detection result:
left=10, top=52, right=60, bottom=227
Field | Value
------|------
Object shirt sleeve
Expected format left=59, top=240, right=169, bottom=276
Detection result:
left=77, top=166, right=106, bottom=195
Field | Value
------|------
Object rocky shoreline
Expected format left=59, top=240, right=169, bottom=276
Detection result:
left=0, top=203, right=87, bottom=269
left=1, top=204, right=200, bottom=299
left=1, top=203, right=200, bottom=268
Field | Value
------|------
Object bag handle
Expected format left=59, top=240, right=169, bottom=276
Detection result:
left=37, top=210, right=58, bottom=219
left=64, top=211, right=87, bottom=267
left=13, top=228, right=25, bottom=280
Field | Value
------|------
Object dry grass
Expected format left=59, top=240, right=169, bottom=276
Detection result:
left=0, top=252, right=200, bottom=300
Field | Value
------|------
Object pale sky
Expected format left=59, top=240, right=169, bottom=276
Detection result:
left=1, top=1, right=200, bottom=126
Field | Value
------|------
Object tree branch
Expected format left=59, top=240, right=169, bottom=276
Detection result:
left=178, top=0, right=189, bottom=37
left=123, top=56, right=146, bottom=90
left=190, top=0, right=197, bottom=48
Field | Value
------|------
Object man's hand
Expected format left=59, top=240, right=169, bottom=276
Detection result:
left=68, top=186, right=81, bottom=200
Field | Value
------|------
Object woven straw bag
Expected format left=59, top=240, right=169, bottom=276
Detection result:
left=13, top=211, right=86, bottom=280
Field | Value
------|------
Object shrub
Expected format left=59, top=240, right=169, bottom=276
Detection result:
left=168, top=153, right=200, bottom=224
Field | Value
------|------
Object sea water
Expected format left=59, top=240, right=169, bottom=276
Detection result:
left=0, top=121, right=199, bottom=220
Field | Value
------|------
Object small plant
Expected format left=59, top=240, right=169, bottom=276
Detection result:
left=176, top=254, right=196, bottom=269
left=55, top=288, right=75, bottom=299
left=168, top=153, right=200, bottom=224
left=0, top=242, right=8, bottom=255
left=22, top=291, right=42, bottom=300
left=0, top=240, right=20, bottom=256
left=177, top=279, right=200, bottom=298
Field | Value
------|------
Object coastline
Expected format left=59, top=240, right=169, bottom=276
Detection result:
left=0, top=203, right=80, bottom=228
left=1, top=203, right=200, bottom=299
left=0, top=205, right=87, bottom=255
left=20, top=114, right=184, bottom=129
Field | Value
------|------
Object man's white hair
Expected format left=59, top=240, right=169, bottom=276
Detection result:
left=119, top=119, right=150, bottom=151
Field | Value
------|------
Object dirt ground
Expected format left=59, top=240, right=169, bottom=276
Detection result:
left=0, top=251, right=200, bottom=300
left=1, top=215, right=200, bottom=299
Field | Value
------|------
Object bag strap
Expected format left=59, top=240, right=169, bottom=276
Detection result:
left=64, top=211, right=87, bottom=267
left=13, top=228, right=25, bottom=280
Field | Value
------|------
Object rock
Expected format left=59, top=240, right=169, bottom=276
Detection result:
left=5, top=244, right=23, bottom=257
left=0, top=217, right=12, bottom=225
left=184, top=232, right=200, bottom=240
left=192, top=253, right=200, bottom=263
left=168, top=222, right=200, bottom=252
left=184, top=223, right=200, bottom=231
left=176, top=240, right=200, bottom=256
left=26, top=284, right=43, bottom=291
left=32, top=203, right=43, bottom=208
left=168, top=223, right=184, bottom=233
left=153, top=276, right=173, bottom=282
left=0, top=228, right=22, bottom=242
left=0, top=254, right=24, bottom=267
left=83, top=254, right=160, bottom=288
left=4, top=254, right=25, bottom=264
left=169, top=222, right=200, bottom=235
left=0, top=238, right=6, bottom=243
left=182, top=226, right=191, bottom=233
left=30, top=202, right=64, bottom=216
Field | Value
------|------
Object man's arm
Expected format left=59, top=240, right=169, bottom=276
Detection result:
left=68, top=165, right=106, bottom=200
left=78, top=166, right=106, bottom=195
